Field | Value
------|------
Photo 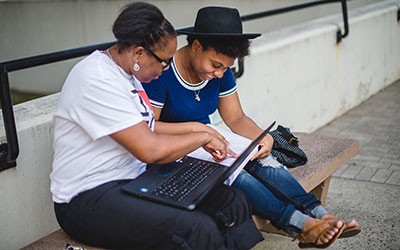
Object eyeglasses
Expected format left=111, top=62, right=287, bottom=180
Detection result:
left=141, top=45, right=173, bottom=69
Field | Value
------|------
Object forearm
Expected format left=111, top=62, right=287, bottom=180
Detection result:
left=111, top=121, right=212, bottom=164
left=149, top=132, right=211, bottom=164
left=154, top=121, right=198, bottom=135
left=226, top=115, right=264, bottom=140
left=226, top=115, right=275, bottom=160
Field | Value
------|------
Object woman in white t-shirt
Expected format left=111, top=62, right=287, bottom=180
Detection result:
left=50, top=2, right=263, bottom=249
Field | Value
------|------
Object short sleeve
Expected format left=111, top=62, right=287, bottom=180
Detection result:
left=60, top=63, right=145, bottom=141
left=144, top=77, right=168, bottom=109
left=219, top=68, right=237, bottom=97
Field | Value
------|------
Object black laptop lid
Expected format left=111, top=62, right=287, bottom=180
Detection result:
left=218, top=121, right=276, bottom=183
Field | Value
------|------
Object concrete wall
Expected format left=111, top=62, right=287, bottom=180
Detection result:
left=230, top=0, right=400, bottom=132
left=0, top=0, right=399, bottom=249
left=0, top=94, right=59, bottom=250
left=1, top=0, right=382, bottom=94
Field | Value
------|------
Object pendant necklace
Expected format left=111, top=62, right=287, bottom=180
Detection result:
left=182, top=48, right=201, bottom=102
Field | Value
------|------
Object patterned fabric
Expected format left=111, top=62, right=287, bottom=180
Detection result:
left=269, top=125, right=308, bottom=168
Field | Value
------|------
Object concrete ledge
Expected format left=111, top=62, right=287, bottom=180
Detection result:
left=290, top=133, right=360, bottom=192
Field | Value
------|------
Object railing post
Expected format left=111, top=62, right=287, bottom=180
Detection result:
left=0, top=70, right=18, bottom=171
left=337, top=0, right=349, bottom=43
left=233, top=59, right=245, bottom=79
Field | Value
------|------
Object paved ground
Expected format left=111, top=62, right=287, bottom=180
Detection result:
left=254, top=80, right=400, bottom=250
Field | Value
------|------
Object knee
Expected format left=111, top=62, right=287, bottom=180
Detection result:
left=233, top=171, right=255, bottom=188
left=180, top=215, right=224, bottom=249
left=222, top=186, right=253, bottom=224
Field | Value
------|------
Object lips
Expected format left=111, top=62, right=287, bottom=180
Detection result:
left=204, top=73, right=213, bottom=80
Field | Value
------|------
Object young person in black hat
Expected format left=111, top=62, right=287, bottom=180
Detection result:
left=51, top=3, right=263, bottom=249
left=144, top=6, right=360, bottom=248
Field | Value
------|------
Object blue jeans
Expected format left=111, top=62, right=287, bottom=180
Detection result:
left=232, top=158, right=326, bottom=235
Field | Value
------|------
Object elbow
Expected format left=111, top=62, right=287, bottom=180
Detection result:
left=225, top=114, right=247, bottom=129
left=138, top=152, right=160, bottom=165
left=136, top=147, right=169, bottom=165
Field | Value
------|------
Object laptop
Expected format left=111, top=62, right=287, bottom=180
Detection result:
left=122, top=121, right=276, bottom=210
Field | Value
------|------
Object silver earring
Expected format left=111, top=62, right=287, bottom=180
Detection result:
left=133, top=62, right=140, bottom=71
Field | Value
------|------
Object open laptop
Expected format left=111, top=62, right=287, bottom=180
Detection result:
left=122, top=121, right=276, bottom=210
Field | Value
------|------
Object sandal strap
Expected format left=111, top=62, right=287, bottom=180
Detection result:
left=292, top=219, right=331, bottom=244
left=322, top=215, right=338, bottom=221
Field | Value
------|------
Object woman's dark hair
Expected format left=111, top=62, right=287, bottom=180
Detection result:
left=187, top=35, right=250, bottom=59
left=112, top=2, right=176, bottom=52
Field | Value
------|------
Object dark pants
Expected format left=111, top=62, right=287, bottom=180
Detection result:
left=55, top=179, right=263, bottom=250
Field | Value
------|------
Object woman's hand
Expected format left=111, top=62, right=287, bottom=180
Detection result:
left=202, top=134, right=237, bottom=162
left=251, top=133, right=274, bottom=161
left=193, top=123, right=229, bottom=145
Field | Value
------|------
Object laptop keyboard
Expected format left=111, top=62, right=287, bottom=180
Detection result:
left=152, top=159, right=220, bottom=202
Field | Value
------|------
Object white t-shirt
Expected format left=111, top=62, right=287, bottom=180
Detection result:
left=50, top=50, right=154, bottom=203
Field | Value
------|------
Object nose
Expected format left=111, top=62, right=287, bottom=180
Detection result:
left=163, top=65, right=170, bottom=71
left=214, top=69, right=224, bottom=78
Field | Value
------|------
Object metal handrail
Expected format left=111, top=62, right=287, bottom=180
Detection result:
left=0, top=0, right=349, bottom=171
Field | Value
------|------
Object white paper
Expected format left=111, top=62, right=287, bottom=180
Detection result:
left=186, top=125, right=258, bottom=185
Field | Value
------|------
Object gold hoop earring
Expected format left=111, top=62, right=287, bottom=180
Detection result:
left=133, top=61, right=140, bottom=72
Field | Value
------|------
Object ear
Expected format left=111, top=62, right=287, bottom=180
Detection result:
left=132, top=46, right=145, bottom=60
left=192, top=39, right=203, bottom=53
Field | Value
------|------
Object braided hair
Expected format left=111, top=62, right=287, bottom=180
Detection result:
left=112, top=2, right=176, bottom=52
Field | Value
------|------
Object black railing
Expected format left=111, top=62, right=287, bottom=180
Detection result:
left=0, top=0, right=349, bottom=171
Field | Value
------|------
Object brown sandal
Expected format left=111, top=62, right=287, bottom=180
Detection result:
left=322, top=215, right=361, bottom=239
left=292, top=218, right=345, bottom=249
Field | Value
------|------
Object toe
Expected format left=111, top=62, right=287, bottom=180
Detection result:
left=320, top=233, right=331, bottom=244
left=347, top=219, right=359, bottom=228
left=335, top=219, right=344, bottom=229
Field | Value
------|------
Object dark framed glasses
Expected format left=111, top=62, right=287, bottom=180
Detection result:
left=141, top=45, right=173, bottom=69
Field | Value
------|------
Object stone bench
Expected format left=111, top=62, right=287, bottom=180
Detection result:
left=22, top=133, right=359, bottom=250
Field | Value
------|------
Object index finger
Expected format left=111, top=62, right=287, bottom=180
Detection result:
left=227, top=147, right=238, bottom=158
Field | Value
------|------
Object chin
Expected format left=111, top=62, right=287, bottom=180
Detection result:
left=140, top=76, right=155, bottom=83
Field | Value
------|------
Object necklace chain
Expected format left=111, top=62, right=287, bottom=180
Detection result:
left=182, top=48, right=201, bottom=102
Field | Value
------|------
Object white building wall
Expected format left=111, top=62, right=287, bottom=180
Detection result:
left=0, top=0, right=382, bottom=93
left=0, top=1, right=399, bottom=249
left=229, top=0, right=400, bottom=132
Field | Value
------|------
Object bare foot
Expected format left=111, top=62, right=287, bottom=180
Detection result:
left=295, top=217, right=344, bottom=246
left=322, top=214, right=360, bottom=238
left=343, top=218, right=359, bottom=229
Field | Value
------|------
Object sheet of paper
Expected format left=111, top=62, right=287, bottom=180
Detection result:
left=186, top=125, right=258, bottom=185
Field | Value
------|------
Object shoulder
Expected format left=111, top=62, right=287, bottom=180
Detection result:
left=66, top=51, right=116, bottom=87
left=223, top=68, right=235, bottom=81
left=214, top=68, right=235, bottom=87
left=60, top=51, right=133, bottom=111
left=145, top=64, right=176, bottom=91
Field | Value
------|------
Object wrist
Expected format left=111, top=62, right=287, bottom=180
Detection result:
left=200, top=131, right=212, bottom=145
left=191, top=122, right=203, bottom=133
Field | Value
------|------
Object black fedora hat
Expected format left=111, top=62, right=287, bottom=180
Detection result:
left=178, top=6, right=261, bottom=39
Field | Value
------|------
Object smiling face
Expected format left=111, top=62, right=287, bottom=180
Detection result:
left=190, top=40, right=236, bottom=82
left=135, top=35, right=177, bottom=83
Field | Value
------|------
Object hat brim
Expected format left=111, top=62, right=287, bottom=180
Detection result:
left=178, top=29, right=261, bottom=39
